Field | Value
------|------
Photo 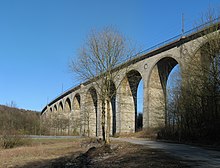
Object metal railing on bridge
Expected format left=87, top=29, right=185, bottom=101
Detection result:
left=43, top=17, right=220, bottom=112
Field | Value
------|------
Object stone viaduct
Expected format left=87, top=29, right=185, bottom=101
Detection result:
left=41, top=23, right=220, bottom=137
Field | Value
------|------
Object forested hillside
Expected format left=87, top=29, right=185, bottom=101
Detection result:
left=0, top=105, right=41, bottom=135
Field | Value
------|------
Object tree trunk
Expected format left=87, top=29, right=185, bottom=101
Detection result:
left=106, top=97, right=111, bottom=144
left=101, top=99, right=106, bottom=142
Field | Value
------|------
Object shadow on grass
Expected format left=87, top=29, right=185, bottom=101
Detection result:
left=18, top=142, right=191, bottom=168
left=17, top=150, right=82, bottom=168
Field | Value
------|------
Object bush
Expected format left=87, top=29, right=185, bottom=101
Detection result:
left=0, top=130, right=32, bottom=149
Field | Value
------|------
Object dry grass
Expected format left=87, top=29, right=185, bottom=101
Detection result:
left=114, top=128, right=159, bottom=139
left=0, top=138, right=86, bottom=168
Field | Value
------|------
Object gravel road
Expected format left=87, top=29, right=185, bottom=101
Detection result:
left=115, top=138, right=220, bottom=168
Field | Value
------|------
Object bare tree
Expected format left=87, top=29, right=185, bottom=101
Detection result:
left=70, top=27, right=136, bottom=143
left=6, top=101, right=17, bottom=108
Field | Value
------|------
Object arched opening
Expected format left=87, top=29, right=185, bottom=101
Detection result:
left=200, top=44, right=220, bottom=93
left=110, top=80, right=116, bottom=135
left=166, top=64, right=181, bottom=129
left=64, top=98, right=71, bottom=135
left=200, top=45, right=220, bottom=140
left=137, top=79, right=143, bottom=131
left=210, top=54, right=220, bottom=92
left=64, top=98, right=71, bottom=113
left=52, top=105, right=58, bottom=135
left=73, top=93, right=81, bottom=111
left=48, top=107, right=53, bottom=119
left=58, top=101, right=65, bottom=135
left=58, top=102, right=63, bottom=113
left=185, top=43, right=220, bottom=139
left=120, top=70, right=142, bottom=132
left=53, top=105, right=57, bottom=113
left=86, top=87, right=98, bottom=137
left=148, top=57, right=179, bottom=127
left=163, top=42, right=220, bottom=142
left=72, top=93, right=81, bottom=135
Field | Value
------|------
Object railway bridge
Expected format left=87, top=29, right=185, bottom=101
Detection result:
left=41, top=22, right=220, bottom=137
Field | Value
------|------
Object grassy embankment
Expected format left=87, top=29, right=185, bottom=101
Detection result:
left=0, top=138, right=85, bottom=168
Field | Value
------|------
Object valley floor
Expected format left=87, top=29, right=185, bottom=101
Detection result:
left=0, top=138, right=189, bottom=168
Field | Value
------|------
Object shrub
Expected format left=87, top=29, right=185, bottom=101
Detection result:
left=0, top=130, right=32, bottom=149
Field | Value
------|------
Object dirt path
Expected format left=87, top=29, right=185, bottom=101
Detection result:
left=115, top=138, right=220, bottom=168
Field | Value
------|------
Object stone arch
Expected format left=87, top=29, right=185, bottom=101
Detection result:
left=63, top=98, right=71, bottom=134
left=190, top=40, right=220, bottom=116
left=58, top=101, right=64, bottom=113
left=119, top=69, right=143, bottom=133
left=181, top=39, right=220, bottom=98
left=183, top=35, right=220, bottom=74
left=53, top=104, right=58, bottom=113
left=85, top=87, right=98, bottom=137
left=51, top=105, right=57, bottom=134
left=64, top=97, right=71, bottom=113
left=192, top=32, right=220, bottom=58
left=72, top=93, right=81, bottom=135
left=198, top=40, right=220, bottom=71
left=147, top=56, right=179, bottom=127
left=48, top=107, right=53, bottom=119
left=58, top=101, right=68, bottom=135
left=73, top=93, right=81, bottom=111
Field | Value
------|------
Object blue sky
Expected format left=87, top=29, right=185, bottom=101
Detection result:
left=0, top=0, right=219, bottom=111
